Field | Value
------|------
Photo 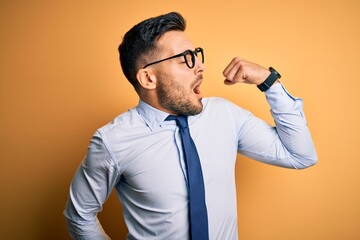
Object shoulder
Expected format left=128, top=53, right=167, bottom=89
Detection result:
left=91, top=108, right=149, bottom=153
left=201, top=97, right=250, bottom=116
left=88, top=108, right=147, bottom=170
left=96, top=108, right=143, bottom=135
left=202, top=96, right=231, bottom=105
left=196, top=97, right=253, bottom=132
left=201, top=97, right=232, bottom=113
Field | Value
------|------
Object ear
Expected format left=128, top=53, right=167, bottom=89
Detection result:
left=136, top=68, right=157, bottom=90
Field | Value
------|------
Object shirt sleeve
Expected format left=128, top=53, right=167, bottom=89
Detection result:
left=236, top=83, right=318, bottom=169
left=64, top=131, right=120, bottom=239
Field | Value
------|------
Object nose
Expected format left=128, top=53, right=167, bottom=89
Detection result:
left=194, top=58, right=205, bottom=74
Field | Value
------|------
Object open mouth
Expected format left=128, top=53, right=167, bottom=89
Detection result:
left=193, top=80, right=203, bottom=97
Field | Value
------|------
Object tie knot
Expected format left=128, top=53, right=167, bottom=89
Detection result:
left=165, top=115, right=189, bottom=129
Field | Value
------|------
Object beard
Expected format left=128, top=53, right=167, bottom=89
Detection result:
left=157, top=73, right=203, bottom=116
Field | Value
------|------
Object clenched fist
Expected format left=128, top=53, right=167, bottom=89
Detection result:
left=222, top=57, right=273, bottom=86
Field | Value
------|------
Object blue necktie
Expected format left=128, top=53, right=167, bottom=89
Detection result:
left=166, top=115, right=209, bottom=240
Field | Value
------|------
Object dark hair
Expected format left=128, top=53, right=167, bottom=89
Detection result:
left=118, top=12, right=186, bottom=91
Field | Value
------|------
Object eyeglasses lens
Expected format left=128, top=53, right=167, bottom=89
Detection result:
left=184, top=48, right=204, bottom=69
left=183, top=51, right=193, bottom=68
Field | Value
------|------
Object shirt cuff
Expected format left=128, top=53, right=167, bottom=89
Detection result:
left=265, top=82, right=302, bottom=112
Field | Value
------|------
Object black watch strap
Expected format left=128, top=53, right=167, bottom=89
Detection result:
left=257, top=67, right=281, bottom=92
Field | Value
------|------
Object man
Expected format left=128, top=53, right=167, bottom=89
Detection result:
left=64, top=12, right=317, bottom=240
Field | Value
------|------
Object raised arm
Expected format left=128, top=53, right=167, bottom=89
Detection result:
left=223, top=58, right=318, bottom=169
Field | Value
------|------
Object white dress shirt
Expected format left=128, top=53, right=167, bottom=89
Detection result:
left=64, top=83, right=317, bottom=239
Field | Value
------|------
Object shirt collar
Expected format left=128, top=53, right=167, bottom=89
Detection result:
left=136, top=99, right=204, bottom=131
left=136, top=100, right=170, bottom=131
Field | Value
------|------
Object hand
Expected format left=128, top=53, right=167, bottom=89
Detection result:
left=222, top=57, right=271, bottom=86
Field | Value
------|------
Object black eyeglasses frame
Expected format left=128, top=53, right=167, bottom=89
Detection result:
left=143, top=47, right=204, bottom=69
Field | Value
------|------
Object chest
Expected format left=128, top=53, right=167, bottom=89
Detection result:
left=117, top=120, right=238, bottom=200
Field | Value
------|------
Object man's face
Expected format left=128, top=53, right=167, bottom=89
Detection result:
left=151, top=31, right=205, bottom=116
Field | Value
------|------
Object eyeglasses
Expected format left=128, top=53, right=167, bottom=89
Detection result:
left=143, top=47, right=204, bottom=69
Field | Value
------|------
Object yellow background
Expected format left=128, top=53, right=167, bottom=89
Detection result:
left=1, top=0, right=359, bottom=239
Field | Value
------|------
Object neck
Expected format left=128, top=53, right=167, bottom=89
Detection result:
left=139, top=91, right=176, bottom=116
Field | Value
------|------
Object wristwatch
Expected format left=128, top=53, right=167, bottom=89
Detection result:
left=257, top=67, right=281, bottom=92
